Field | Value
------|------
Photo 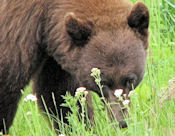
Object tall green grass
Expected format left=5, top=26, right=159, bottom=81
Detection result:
left=8, top=0, right=175, bottom=135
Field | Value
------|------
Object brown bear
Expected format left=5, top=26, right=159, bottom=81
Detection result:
left=0, top=0, right=149, bottom=133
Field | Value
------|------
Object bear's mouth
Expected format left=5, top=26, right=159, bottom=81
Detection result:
left=119, top=120, right=128, bottom=128
left=79, top=85, right=132, bottom=128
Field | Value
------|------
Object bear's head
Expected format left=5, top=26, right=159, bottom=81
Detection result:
left=52, top=1, right=149, bottom=127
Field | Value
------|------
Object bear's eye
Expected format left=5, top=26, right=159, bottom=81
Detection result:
left=126, top=78, right=135, bottom=87
left=101, top=76, right=113, bottom=88
left=124, top=74, right=137, bottom=89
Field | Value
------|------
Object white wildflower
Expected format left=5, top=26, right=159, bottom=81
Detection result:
left=76, top=87, right=86, bottom=92
left=24, top=94, right=37, bottom=102
left=84, top=91, right=88, bottom=95
left=114, top=89, right=123, bottom=98
left=75, top=87, right=86, bottom=97
left=122, top=99, right=130, bottom=105
left=123, top=94, right=127, bottom=98
left=26, top=111, right=32, bottom=115
left=91, top=68, right=99, bottom=73
left=91, top=68, right=101, bottom=76
left=59, top=134, right=65, bottom=136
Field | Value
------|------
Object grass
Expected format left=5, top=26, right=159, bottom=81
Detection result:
left=7, top=0, right=175, bottom=135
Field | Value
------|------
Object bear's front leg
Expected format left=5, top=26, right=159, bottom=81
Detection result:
left=0, top=90, right=22, bottom=134
left=33, top=56, right=78, bottom=129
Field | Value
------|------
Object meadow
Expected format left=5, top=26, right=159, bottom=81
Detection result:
left=7, top=0, right=175, bottom=135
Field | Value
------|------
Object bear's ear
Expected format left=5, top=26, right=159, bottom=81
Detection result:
left=65, top=12, right=93, bottom=46
left=128, top=2, right=149, bottom=35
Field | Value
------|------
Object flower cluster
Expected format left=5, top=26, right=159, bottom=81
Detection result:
left=75, top=87, right=88, bottom=97
left=90, top=68, right=104, bottom=98
left=75, top=87, right=88, bottom=103
left=74, top=87, right=89, bottom=122
left=24, top=94, right=37, bottom=102
left=91, top=68, right=101, bottom=75
left=90, top=68, right=102, bottom=87
left=114, top=89, right=123, bottom=98
left=59, top=134, right=65, bottom=136
left=114, top=89, right=132, bottom=106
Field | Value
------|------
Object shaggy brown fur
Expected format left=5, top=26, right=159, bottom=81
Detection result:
left=0, top=0, right=149, bottom=133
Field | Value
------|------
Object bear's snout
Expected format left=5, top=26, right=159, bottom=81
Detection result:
left=119, top=120, right=127, bottom=128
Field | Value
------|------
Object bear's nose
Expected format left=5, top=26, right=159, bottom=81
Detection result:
left=119, top=120, right=127, bottom=128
